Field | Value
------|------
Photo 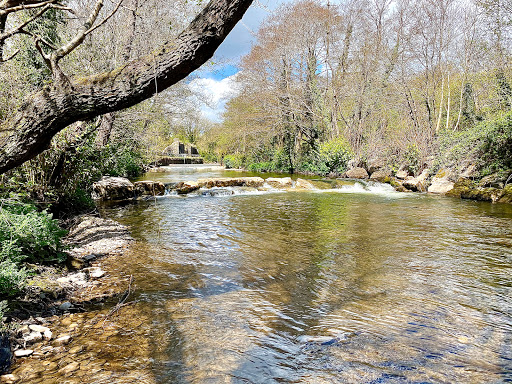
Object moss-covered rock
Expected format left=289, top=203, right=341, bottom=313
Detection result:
left=498, top=185, right=512, bottom=203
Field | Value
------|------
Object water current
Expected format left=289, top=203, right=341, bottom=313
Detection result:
left=24, top=166, right=512, bottom=383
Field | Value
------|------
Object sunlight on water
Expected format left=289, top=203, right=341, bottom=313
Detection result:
left=20, top=166, right=512, bottom=383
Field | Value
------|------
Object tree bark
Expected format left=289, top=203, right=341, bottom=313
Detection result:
left=0, top=0, right=253, bottom=174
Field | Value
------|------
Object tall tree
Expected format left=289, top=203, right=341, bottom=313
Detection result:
left=0, top=0, right=253, bottom=174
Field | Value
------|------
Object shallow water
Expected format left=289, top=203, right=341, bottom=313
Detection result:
left=17, top=166, right=512, bottom=383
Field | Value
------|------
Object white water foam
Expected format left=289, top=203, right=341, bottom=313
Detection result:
left=317, top=181, right=407, bottom=198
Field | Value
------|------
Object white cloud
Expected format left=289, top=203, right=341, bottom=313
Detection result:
left=189, top=74, right=241, bottom=122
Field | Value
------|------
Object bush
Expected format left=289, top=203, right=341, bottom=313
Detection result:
left=296, top=137, right=352, bottom=176
left=438, top=110, right=512, bottom=175
left=317, top=137, right=353, bottom=174
left=223, top=153, right=244, bottom=169
left=403, top=144, right=420, bottom=175
left=0, top=200, right=67, bottom=296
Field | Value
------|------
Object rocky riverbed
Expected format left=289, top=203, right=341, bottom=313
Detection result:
left=0, top=215, right=134, bottom=382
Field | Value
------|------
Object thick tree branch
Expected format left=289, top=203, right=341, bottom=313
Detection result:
left=0, top=0, right=253, bottom=173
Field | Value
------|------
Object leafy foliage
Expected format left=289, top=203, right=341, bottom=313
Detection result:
left=438, top=111, right=512, bottom=175
left=0, top=200, right=66, bottom=296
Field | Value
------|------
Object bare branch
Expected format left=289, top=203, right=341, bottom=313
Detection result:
left=0, top=4, right=50, bottom=42
left=34, top=37, right=51, bottom=68
left=54, top=0, right=106, bottom=60
left=0, top=48, right=18, bottom=62
left=0, top=0, right=57, bottom=16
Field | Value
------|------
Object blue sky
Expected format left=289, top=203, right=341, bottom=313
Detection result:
left=190, top=1, right=288, bottom=121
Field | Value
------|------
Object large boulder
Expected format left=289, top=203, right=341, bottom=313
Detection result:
left=175, top=181, right=200, bottom=194
left=478, top=172, right=511, bottom=189
left=428, top=169, right=455, bottom=195
left=134, top=181, right=166, bottom=196
left=367, top=158, right=385, bottom=174
left=266, top=177, right=293, bottom=188
left=92, top=177, right=135, bottom=200
left=345, top=167, right=369, bottom=179
left=403, top=169, right=430, bottom=192
left=369, top=170, right=391, bottom=182
left=499, top=185, right=512, bottom=204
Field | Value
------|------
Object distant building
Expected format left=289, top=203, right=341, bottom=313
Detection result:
left=162, top=138, right=199, bottom=157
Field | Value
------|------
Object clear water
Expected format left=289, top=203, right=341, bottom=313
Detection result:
left=23, top=166, right=512, bottom=383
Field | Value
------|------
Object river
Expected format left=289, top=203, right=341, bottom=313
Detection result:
left=22, top=166, right=512, bottom=383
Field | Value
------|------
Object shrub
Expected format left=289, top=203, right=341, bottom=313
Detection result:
left=317, top=137, right=353, bottom=174
left=438, top=110, right=512, bottom=176
left=223, top=154, right=244, bottom=169
left=0, top=200, right=67, bottom=296
left=403, top=143, right=420, bottom=175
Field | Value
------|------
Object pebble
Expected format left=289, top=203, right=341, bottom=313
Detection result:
left=29, top=325, right=50, bottom=333
left=68, top=346, right=84, bottom=354
left=86, top=267, right=106, bottom=279
left=54, top=335, right=72, bottom=346
left=43, top=329, right=53, bottom=341
left=14, top=349, right=33, bottom=358
left=23, top=332, right=43, bottom=344
left=0, top=374, right=18, bottom=383
left=59, top=302, right=73, bottom=311
left=58, top=361, right=80, bottom=375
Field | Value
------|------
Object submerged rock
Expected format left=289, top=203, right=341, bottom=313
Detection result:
left=266, top=177, right=293, bottom=188
left=54, top=335, right=72, bottom=346
left=295, top=178, right=316, bottom=190
left=345, top=167, right=369, bottom=179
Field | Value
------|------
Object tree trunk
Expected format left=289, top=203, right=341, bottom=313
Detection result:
left=0, top=0, right=253, bottom=174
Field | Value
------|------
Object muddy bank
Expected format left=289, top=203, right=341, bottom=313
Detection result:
left=1, top=215, right=134, bottom=381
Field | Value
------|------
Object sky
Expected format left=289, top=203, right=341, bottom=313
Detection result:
left=189, top=0, right=288, bottom=122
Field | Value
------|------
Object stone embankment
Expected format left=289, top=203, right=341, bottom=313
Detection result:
left=340, top=158, right=512, bottom=204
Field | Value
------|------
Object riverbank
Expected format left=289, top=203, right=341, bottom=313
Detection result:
left=0, top=215, right=134, bottom=381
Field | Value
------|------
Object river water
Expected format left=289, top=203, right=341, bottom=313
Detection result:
left=20, top=166, right=512, bottom=383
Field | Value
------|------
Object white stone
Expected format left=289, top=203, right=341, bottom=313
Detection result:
left=428, top=178, right=455, bottom=194
left=395, top=170, right=409, bottom=179
left=0, top=374, right=18, bottom=383
left=54, top=335, right=72, bottom=346
left=29, top=324, right=50, bottom=333
left=14, top=349, right=33, bottom=358
left=86, top=267, right=105, bottom=279
left=43, top=329, right=53, bottom=341
left=23, top=332, right=42, bottom=344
